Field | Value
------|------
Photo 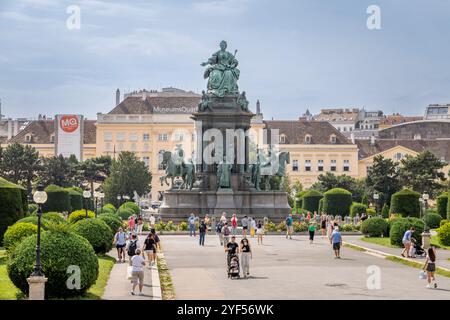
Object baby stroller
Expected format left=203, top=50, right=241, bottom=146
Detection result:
left=228, top=254, right=240, bottom=279
left=409, top=238, right=426, bottom=258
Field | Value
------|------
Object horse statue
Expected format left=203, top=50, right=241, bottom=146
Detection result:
left=159, top=150, right=196, bottom=190
left=258, top=151, right=290, bottom=191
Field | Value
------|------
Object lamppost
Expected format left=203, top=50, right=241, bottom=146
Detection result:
left=93, top=191, right=99, bottom=218
left=83, top=190, right=91, bottom=219
left=98, top=192, right=105, bottom=214
left=421, top=192, right=431, bottom=249
left=28, top=184, right=48, bottom=300
left=373, top=192, right=380, bottom=215
left=295, top=197, right=300, bottom=214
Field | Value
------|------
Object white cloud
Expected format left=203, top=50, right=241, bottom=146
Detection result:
left=192, top=0, right=249, bottom=15
left=77, top=0, right=160, bottom=18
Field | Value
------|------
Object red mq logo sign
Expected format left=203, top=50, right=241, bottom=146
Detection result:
left=60, top=115, right=79, bottom=133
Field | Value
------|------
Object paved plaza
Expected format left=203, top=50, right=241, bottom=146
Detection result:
left=161, top=234, right=450, bottom=300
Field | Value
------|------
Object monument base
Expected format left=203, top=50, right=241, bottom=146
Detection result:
left=159, top=189, right=291, bottom=223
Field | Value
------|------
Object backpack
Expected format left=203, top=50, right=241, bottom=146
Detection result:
left=223, top=226, right=230, bottom=236
left=128, top=240, right=137, bottom=256
left=216, top=222, right=223, bottom=233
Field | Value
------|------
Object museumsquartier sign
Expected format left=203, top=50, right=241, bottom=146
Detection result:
left=153, top=106, right=197, bottom=113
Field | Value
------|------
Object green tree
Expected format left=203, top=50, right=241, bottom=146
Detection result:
left=104, top=152, right=152, bottom=207
left=78, top=156, right=112, bottom=193
left=399, top=151, right=446, bottom=197
left=311, top=172, right=366, bottom=202
left=40, top=155, right=79, bottom=187
left=0, top=143, right=41, bottom=195
left=366, top=155, right=401, bottom=208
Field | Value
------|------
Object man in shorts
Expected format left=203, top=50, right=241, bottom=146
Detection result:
left=330, top=226, right=342, bottom=259
left=130, top=249, right=145, bottom=296
left=401, top=227, right=415, bottom=258
left=285, top=214, right=294, bottom=239
left=113, top=227, right=127, bottom=263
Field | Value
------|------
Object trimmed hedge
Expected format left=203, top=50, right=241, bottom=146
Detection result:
left=7, top=229, right=98, bottom=298
left=117, top=207, right=134, bottom=220
left=42, top=185, right=70, bottom=213
left=389, top=217, right=425, bottom=246
left=438, top=222, right=450, bottom=246
left=361, top=217, right=388, bottom=237
left=0, top=177, right=26, bottom=244
left=423, top=213, right=442, bottom=229
left=440, top=219, right=449, bottom=227
left=389, top=189, right=420, bottom=218
left=295, top=191, right=308, bottom=211
left=350, top=202, right=367, bottom=217
left=68, top=210, right=95, bottom=224
left=381, top=203, right=390, bottom=218
left=16, top=216, right=50, bottom=230
left=98, top=213, right=123, bottom=233
left=28, top=204, right=38, bottom=215
left=3, top=222, right=38, bottom=254
left=66, top=188, right=83, bottom=212
left=318, top=198, right=324, bottom=213
left=301, top=190, right=323, bottom=213
left=42, top=212, right=66, bottom=224
left=71, top=219, right=113, bottom=254
left=436, top=192, right=448, bottom=218
left=322, top=188, right=353, bottom=217
left=447, top=192, right=450, bottom=220
left=119, top=202, right=140, bottom=216
left=103, top=204, right=116, bottom=213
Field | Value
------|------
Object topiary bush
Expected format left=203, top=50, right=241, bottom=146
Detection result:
left=447, top=192, right=450, bottom=220
left=68, top=210, right=95, bottom=224
left=423, top=213, right=442, bottom=229
left=350, top=202, right=367, bottom=217
left=295, top=191, right=308, bottom=212
left=389, top=189, right=420, bottom=218
left=3, top=222, right=38, bottom=254
left=436, top=192, right=448, bottom=218
left=66, top=188, right=83, bottom=212
left=42, top=185, right=70, bottom=213
left=318, top=198, right=324, bottom=213
left=7, top=229, right=98, bottom=298
left=440, top=219, right=449, bottom=227
left=71, top=218, right=113, bottom=254
left=301, top=190, right=323, bottom=213
left=98, top=213, right=123, bottom=233
left=117, top=207, right=134, bottom=220
left=323, top=188, right=353, bottom=217
left=366, top=208, right=376, bottom=216
left=437, top=222, right=450, bottom=246
left=361, top=217, right=388, bottom=237
left=119, top=202, right=140, bottom=216
left=389, top=217, right=424, bottom=247
left=0, top=177, right=26, bottom=244
left=102, top=204, right=116, bottom=214
left=381, top=203, right=390, bottom=218
left=42, top=212, right=66, bottom=224
left=16, top=216, right=51, bottom=230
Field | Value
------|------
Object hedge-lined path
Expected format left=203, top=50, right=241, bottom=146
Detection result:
left=161, top=235, right=450, bottom=299
left=102, top=235, right=162, bottom=300
left=344, top=236, right=450, bottom=270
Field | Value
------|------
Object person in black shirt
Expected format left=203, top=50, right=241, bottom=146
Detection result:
left=225, top=236, right=239, bottom=267
left=199, top=220, right=207, bottom=246
left=240, top=238, right=252, bottom=278
left=142, top=233, right=156, bottom=267
left=151, top=230, right=161, bottom=252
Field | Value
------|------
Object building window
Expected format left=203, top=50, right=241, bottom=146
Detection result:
left=304, top=134, right=312, bottom=144
left=366, top=165, right=372, bottom=174
left=25, top=134, right=32, bottom=143
left=50, top=135, right=55, bottom=144
left=143, top=133, right=150, bottom=141
left=343, top=127, right=347, bottom=132
left=158, top=133, right=168, bottom=141
left=292, top=160, right=298, bottom=171
left=158, top=150, right=166, bottom=170
left=279, top=134, right=286, bottom=144
left=143, top=143, right=150, bottom=152
left=394, top=152, right=404, bottom=161
left=330, top=159, right=337, bottom=172
left=343, top=159, right=350, bottom=172
left=104, top=132, right=112, bottom=142
left=129, top=133, right=138, bottom=142
left=318, top=160, right=324, bottom=171
left=305, top=160, right=311, bottom=172
left=116, top=132, right=125, bottom=142
left=143, top=156, right=150, bottom=167
left=174, top=132, right=184, bottom=141
left=330, top=134, right=337, bottom=144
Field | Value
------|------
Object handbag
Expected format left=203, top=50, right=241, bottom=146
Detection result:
left=126, top=266, right=134, bottom=280
left=419, top=270, right=427, bottom=280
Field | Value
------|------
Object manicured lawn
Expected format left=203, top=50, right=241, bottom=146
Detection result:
left=0, top=248, right=20, bottom=300
left=360, top=237, right=399, bottom=248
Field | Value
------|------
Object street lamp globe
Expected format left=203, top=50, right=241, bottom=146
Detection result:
left=83, top=190, right=91, bottom=199
left=422, top=193, right=429, bottom=201
left=373, top=193, right=379, bottom=200
left=33, top=190, right=48, bottom=205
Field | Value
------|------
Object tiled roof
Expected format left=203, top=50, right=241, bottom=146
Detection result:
left=9, top=120, right=96, bottom=144
left=109, top=94, right=201, bottom=114
left=356, top=139, right=450, bottom=161
left=264, top=120, right=352, bottom=145
left=379, top=115, right=423, bottom=126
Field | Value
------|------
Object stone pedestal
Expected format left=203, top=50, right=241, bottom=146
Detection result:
left=27, top=275, right=47, bottom=300
left=421, top=231, right=431, bottom=250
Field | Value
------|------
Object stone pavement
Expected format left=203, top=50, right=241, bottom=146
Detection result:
left=343, top=236, right=450, bottom=270
left=102, top=235, right=161, bottom=300
left=161, top=234, right=450, bottom=300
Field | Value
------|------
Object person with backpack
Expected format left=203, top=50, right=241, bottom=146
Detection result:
left=113, top=227, right=128, bottom=263
left=231, top=214, right=238, bottom=236
left=199, top=220, right=207, bottom=246
left=188, top=213, right=196, bottom=237
left=285, top=214, right=293, bottom=239
left=142, top=233, right=156, bottom=267
left=216, top=220, right=224, bottom=246
left=222, top=222, right=231, bottom=247
left=151, top=229, right=161, bottom=252
left=126, top=234, right=140, bottom=265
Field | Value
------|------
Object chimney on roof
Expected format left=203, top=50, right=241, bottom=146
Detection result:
left=370, top=134, right=376, bottom=146
left=256, top=99, right=261, bottom=115
left=116, top=89, right=120, bottom=106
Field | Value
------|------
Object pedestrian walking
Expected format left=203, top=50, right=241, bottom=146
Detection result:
left=220, top=212, right=227, bottom=224
left=231, top=214, right=238, bottom=236
left=113, top=227, right=128, bottom=262
left=143, top=233, right=156, bottom=267
left=401, top=227, right=415, bottom=258
left=320, top=214, right=327, bottom=238
left=250, top=217, right=256, bottom=238
left=225, top=236, right=239, bottom=268
left=256, top=220, right=264, bottom=245
left=149, top=214, right=156, bottom=232
left=137, top=215, right=143, bottom=235
left=222, top=222, right=231, bottom=247
left=152, top=229, right=161, bottom=252
left=204, top=214, right=211, bottom=232
left=188, top=213, right=196, bottom=237
left=216, top=220, right=224, bottom=246
left=130, top=249, right=145, bottom=296
left=308, top=221, right=316, bottom=244
left=285, top=214, right=293, bottom=239
left=240, top=238, right=252, bottom=278
left=199, top=220, right=207, bottom=246
left=330, top=226, right=342, bottom=259
left=126, top=234, right=140, bottom=265
left=241, top=215, right=249, bottom=238
left=423, top=247, right=438, bottom=289
left=128, top=215, right=136, bottom=235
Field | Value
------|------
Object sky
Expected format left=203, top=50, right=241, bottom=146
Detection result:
left=1, top=0, right=450, bottom=120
